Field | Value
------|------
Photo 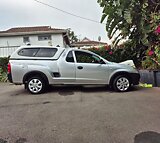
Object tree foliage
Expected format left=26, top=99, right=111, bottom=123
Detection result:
left=68, top=29, right=78, bottom=44
left=98, top=0, right=160, bottom=46
left=98, top=0, right=160, bottom=68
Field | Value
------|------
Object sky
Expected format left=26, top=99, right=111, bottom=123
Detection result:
left=0, top=0, right=111, bottom=43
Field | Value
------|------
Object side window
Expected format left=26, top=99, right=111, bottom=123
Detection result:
left=18, top=48, right=39, bottom=57
left=66, top=51, right=74, bottom=63
left=75, top=51, right=100, bottom=64
left=18, top=48, right=57, bottom=57
left=35, top=48, right=57, bottom=57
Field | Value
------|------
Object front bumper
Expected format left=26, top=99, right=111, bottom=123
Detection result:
left=130, top=73, right=140, bottom=85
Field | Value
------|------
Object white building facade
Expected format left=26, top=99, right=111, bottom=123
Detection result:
left=0, top=26, right=70, bottom=57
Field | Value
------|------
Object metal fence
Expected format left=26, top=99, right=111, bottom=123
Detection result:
left=0, top=46, right=19, bottom=57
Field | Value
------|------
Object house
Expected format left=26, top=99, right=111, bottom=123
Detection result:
left=71, top=37, right=108, bottom=49
left=0, top=26, right=70, bottom=57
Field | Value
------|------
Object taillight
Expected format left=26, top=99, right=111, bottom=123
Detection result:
left=8, top=63, right=11, bottom=73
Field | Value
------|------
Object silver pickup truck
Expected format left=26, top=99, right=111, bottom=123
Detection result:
left=8, top=46, right=140, bottom=94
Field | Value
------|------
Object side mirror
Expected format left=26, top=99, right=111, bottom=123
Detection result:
left=99, top=59, right=105, bottom=64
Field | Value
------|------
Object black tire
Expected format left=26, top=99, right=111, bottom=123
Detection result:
left=112, top=75, right=131, bottom=92
left=27, top=76, right=46, bottom=94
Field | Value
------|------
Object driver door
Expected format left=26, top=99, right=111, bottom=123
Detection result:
left=74, top=50, right=108, bottom=84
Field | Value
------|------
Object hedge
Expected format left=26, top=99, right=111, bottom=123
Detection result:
left=88, top=45, right=139, bottom=67
left=0, top=57, right=9, bottom=72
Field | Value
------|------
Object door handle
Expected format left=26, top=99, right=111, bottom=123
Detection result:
left=77, top=66, right=83, bottom=70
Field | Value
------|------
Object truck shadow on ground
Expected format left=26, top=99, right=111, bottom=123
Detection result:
left=47, top=85, right=140, bottom=96
left=9, top=85, right=141, bottom=96
left=134, top=131, right=160, bottom=143
left=48, top=85, right=111, bottom=96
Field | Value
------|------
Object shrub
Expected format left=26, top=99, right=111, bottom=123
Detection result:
left=0, top=67, right=7, bottom=82
left=142, top=45, right=160, bottom=70
left=0, top=57, right=9, bottom=72
left=113, top=41, right=144, bottom=68
left=89, top=45, right=115, bottom=61
left=87, top=42, right=141, bottom=68
left=0, top=57, right=9, bottom=82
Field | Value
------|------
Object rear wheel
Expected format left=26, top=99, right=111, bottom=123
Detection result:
left=27, top=76, right=46, bottom=94
left=113, top=75, right=131, bottom=92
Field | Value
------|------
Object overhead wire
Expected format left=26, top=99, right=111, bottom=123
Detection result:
left=33, top=0, right=106, bottom=25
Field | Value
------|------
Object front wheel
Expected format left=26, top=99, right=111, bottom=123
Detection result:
left=113, top=75, right=131, bottom=92
left=27, top=76, right=46, bottom=94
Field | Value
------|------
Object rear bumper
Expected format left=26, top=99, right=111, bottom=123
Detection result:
left=7, top=73, right=13, bottom=83
left=130, top=73, right=140, bottom=85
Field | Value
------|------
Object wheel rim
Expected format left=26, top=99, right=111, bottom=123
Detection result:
left=116, top=77, right=130, bottom=91
left=28, top=79, right=42, bottom=93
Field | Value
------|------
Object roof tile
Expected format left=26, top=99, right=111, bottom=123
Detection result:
left=0, top=26, right=64, bottom=33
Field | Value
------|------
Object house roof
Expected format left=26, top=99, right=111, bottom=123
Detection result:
left=0, top=26, right=70, bottom=45
left=0, top=26, right=67, bottom=37
left=71, top=37, right=108, bottom=47
left=0, top=26, right=64, bottom=33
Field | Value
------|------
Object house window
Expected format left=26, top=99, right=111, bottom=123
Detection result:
left=38, top=35, right=51, bottom=41
left=23, top=37, right=30, bottom=43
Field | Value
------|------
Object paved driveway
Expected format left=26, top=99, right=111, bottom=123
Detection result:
left=0, top=83, right=160, bottom=143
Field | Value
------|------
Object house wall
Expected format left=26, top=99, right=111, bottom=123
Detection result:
left=0, top=34, right=66, bottom=57
left=0, top=36, right=23, bottom=47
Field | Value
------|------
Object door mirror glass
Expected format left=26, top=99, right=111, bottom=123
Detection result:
left=99, top=59, right=105, bottom=64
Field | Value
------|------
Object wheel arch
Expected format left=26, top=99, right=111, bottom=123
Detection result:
left=109, top=71, right=132, bottom=86
left=23, top=71, right=49, bottom=85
